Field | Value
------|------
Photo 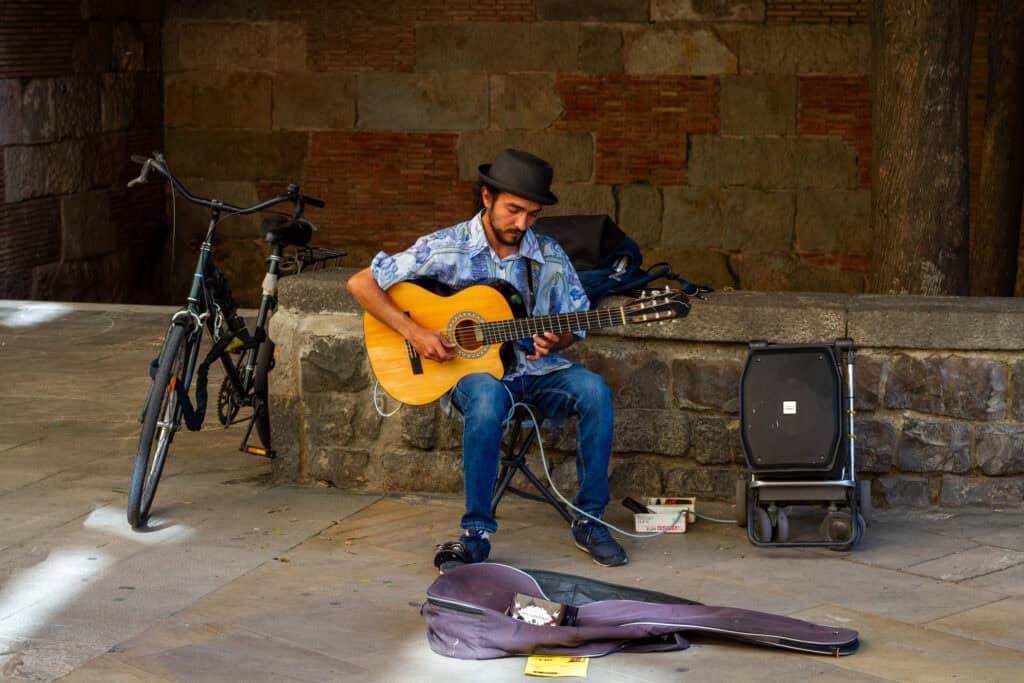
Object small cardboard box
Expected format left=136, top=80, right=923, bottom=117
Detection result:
left=633, top=496, right=696, bottom=533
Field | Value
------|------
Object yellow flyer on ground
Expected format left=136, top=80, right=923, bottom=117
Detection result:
left=524, top=655, right=589, bottom=677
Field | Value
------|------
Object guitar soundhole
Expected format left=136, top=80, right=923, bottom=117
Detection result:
left=453, top=318, right=482, bottom=352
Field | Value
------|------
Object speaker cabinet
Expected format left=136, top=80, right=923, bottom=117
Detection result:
left=740, top=344, right=841, bottom=473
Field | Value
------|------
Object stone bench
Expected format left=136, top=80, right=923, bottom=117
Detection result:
left=268, top=268, right=1024, bottom=509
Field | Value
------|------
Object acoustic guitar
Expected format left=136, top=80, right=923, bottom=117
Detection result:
left=363, top=279, right=690, bottom=405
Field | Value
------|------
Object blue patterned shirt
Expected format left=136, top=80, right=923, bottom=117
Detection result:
left=370, top=211, right=590, bottom=380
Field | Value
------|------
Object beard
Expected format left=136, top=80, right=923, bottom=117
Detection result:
left=485, top=206, right=525, bottom=247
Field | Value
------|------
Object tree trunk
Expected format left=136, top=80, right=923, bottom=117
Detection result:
left=868, top=0, right=977, bottom=295
left=969, top=0, right=1024, bottom=296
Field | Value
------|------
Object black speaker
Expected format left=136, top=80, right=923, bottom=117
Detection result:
left=740, top=344, right=841, bottom=473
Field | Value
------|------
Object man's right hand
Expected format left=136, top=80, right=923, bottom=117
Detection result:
left=408, top=325, right=457, bottom=363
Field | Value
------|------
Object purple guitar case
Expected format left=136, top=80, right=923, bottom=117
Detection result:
left=422, top=563, right=858, bottom=659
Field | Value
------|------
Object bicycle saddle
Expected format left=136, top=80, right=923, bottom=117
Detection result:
left=261, top=215, right=313, bottom=247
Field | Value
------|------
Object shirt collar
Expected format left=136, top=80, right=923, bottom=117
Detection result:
left=468, top=211, right=545, bottom=264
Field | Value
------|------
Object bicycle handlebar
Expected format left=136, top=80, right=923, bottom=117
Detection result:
left=128, top=152, right=325, bottom=216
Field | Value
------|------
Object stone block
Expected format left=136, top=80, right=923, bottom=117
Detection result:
left=299, top=336, right=371, bottom=396
left=663, top=465, right=736, bottom=498
left=721, top=188, right=794, bottom=252
left=309, top=446, right=371, bottom=489
left=417, top=23, right=579, bottom=73
left=53, top=77, right=101, bottom=139
left=166, top=71, right=273, bottom=129
left=304, top=392, right=357, bottom=450
left=688, top=135, right=788, bottom=188
left=897, top=418, right=971, bottom=474
left=654, top=0, right=764, bottom=21
left=940, top=475, right=1024, bottom=508
left=4, top=145, right=48, bottom=202
left=112, top=21, right=147, bottom=71
left=46, top=141, right=87, bottom=195
left=101, top=73, right=135, bottom=132
left=672, top=358, right=742, bottom=412
left=457, top=131, right=593, bottom=183
left=547, top=184, right=615, bottom=219
left=268, top=395, right=302, bottom=483
left=175, top=20, right=306, bottom=71
left=609, top=459, right=665, bottom=499
left=81, top=0, right=162, bottom=21
left=380, top=449, right=463, bottom=493
left=692, top=415, right=731, bottom=464
left=792, top=137, right=858, bottom=189
left=729, top=251, right=865, bottom=293
left=490, top=73, right=562, bottom=131
left=538, top=0, right=648, bottom=21
left=721, top=76, right=796, bottom=135
left=975, top=425, right=1024, bottom=476
left=165, top=128, right=308, bottom=181
left=849, top=295, right=1024, bottom=351
left=359, top=72, right=488, bottom=131
left=61, top=191, right=115, bottom=260
left=796, top=189, right=871, bottom=254
left=1014, top=360, right=1024, bottom=421
left=855, top=353, right=883, bottom=411
left=885, top=354, right=1008, bottom=421
left=272, top=73, right=355, bottom=130
left=616, top=185, right=662, bottom=247
left=856, top=415, right=897, bottom=473
left=575, top=345, right=671, bottom=409
left=613, top=408, right=691, bottom=455
left=73, top=22, right=114, bottom=73
left=732, top=25, right=870, bottom=76
left=401, top=404, right=438, bottom=451
left=625, top=27, right=738, bottom=76
left=662, top=187, right=722, bottom=249
left=643, top=246, right=735, bottom=290
left=20, top=80, right=56, bottom=143
left=134, top=73, right=163, bottom=129
left=172, top=178, right=264, bottom=239
left=580, top=26, right=624, bottom=75
left=877, top=476, right=931, bottom=508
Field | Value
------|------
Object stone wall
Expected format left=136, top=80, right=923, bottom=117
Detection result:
left=268, top=269, right=1024, bottom=510
left=0, top=1, right=166, bottom=303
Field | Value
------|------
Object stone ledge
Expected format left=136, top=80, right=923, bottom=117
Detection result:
left=278, top=271, right=1024, bottom=351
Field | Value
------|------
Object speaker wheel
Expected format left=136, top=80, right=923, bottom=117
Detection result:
left=858, top=480, right=873, bottom=524
left=755, top=507, right=773, bottom=542
left=775, top=507, right=790, bottom=543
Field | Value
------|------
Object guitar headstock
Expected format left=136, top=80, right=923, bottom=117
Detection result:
left=622, top=288, right=690, bottom=325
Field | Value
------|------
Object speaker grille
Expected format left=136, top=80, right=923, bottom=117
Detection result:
left=740, top=346, right=840, bottom=471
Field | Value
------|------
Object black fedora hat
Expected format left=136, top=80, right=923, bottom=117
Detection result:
left=478, top=148, right=558, bottom=205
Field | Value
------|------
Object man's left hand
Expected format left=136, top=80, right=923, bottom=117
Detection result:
left=527, top=331, right=574, bottom=360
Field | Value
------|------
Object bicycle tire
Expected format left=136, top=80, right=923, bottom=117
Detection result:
left=127, top=323, right=190, bottom=529
left=252, top=338, right=275, bottom=450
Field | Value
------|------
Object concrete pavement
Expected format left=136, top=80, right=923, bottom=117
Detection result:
left=1, top=301, right=1023, bottom=682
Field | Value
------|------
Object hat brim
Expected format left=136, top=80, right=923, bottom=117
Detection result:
left=478, top=164, right=558, bottom=206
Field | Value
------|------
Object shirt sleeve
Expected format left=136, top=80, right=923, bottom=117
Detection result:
left=369, top=231, right=446, bottom=291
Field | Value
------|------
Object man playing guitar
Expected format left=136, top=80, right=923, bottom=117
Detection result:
left=347, top=149, right=628, bottom=568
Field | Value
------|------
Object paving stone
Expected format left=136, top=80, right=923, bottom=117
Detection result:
left=846, top=520, right=979, bottom=571
left=904, top=546, right=1024, bottom=582
left=962, top=563, right=1024, bottom=595
left=927, top=596, right=1024, bottom=652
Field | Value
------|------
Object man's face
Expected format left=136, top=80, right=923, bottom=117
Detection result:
left=482, top=187, right=543, bottom=249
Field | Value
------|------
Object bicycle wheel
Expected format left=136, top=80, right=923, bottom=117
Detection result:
left=252, top=338, right=275, bottom=450
left=127, top=323, right=190, bottom=529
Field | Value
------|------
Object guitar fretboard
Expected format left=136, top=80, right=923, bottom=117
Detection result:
left=481, top=307, right=628, bottom=344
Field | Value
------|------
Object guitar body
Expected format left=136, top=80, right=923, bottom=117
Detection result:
left=363, top=279, right=526, bottom=405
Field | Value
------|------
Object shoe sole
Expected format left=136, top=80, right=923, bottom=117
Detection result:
left=574, top=540, right=629, bottom=567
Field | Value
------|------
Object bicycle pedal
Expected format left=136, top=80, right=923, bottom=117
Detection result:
left=243, top=445, right=276, bottom=459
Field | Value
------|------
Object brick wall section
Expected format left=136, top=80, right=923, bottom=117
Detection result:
left=302, top=132, right=475, bottom=254
left=798, top=76, right=871, bottom=189
left=556, top=76, right=720, bottom=186
left=307, top=1, right=535, bottom=72
left=766, top=0, right=868, bottom=23
left=0, top=1, right=79, bottom=78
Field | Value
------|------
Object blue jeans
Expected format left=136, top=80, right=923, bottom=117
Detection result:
left=450, top=366, right=613, bottom=533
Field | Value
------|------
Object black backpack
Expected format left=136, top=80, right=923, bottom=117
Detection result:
left=533, top=214, right=705, bottom=306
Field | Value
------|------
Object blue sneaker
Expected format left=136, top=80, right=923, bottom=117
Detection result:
left=572, top=519, right=628, bottom=567
left=433, top=529, right=491, bottom=572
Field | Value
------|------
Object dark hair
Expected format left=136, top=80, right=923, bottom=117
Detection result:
left=472, top=181, right=503, bottom=214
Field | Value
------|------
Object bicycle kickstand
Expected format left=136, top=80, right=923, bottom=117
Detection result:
left=239, top=410, right=275, bottom=459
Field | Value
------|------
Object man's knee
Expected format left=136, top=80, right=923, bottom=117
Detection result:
left=455, top=374, right=509, bottom=423
left=575, top=370, right=612, bottom=410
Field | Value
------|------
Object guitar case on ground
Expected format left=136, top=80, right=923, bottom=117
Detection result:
left=422, top=563, right=859, bottom=659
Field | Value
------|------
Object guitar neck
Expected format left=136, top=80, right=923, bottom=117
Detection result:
left=481, top=307, right=627, bottom=344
